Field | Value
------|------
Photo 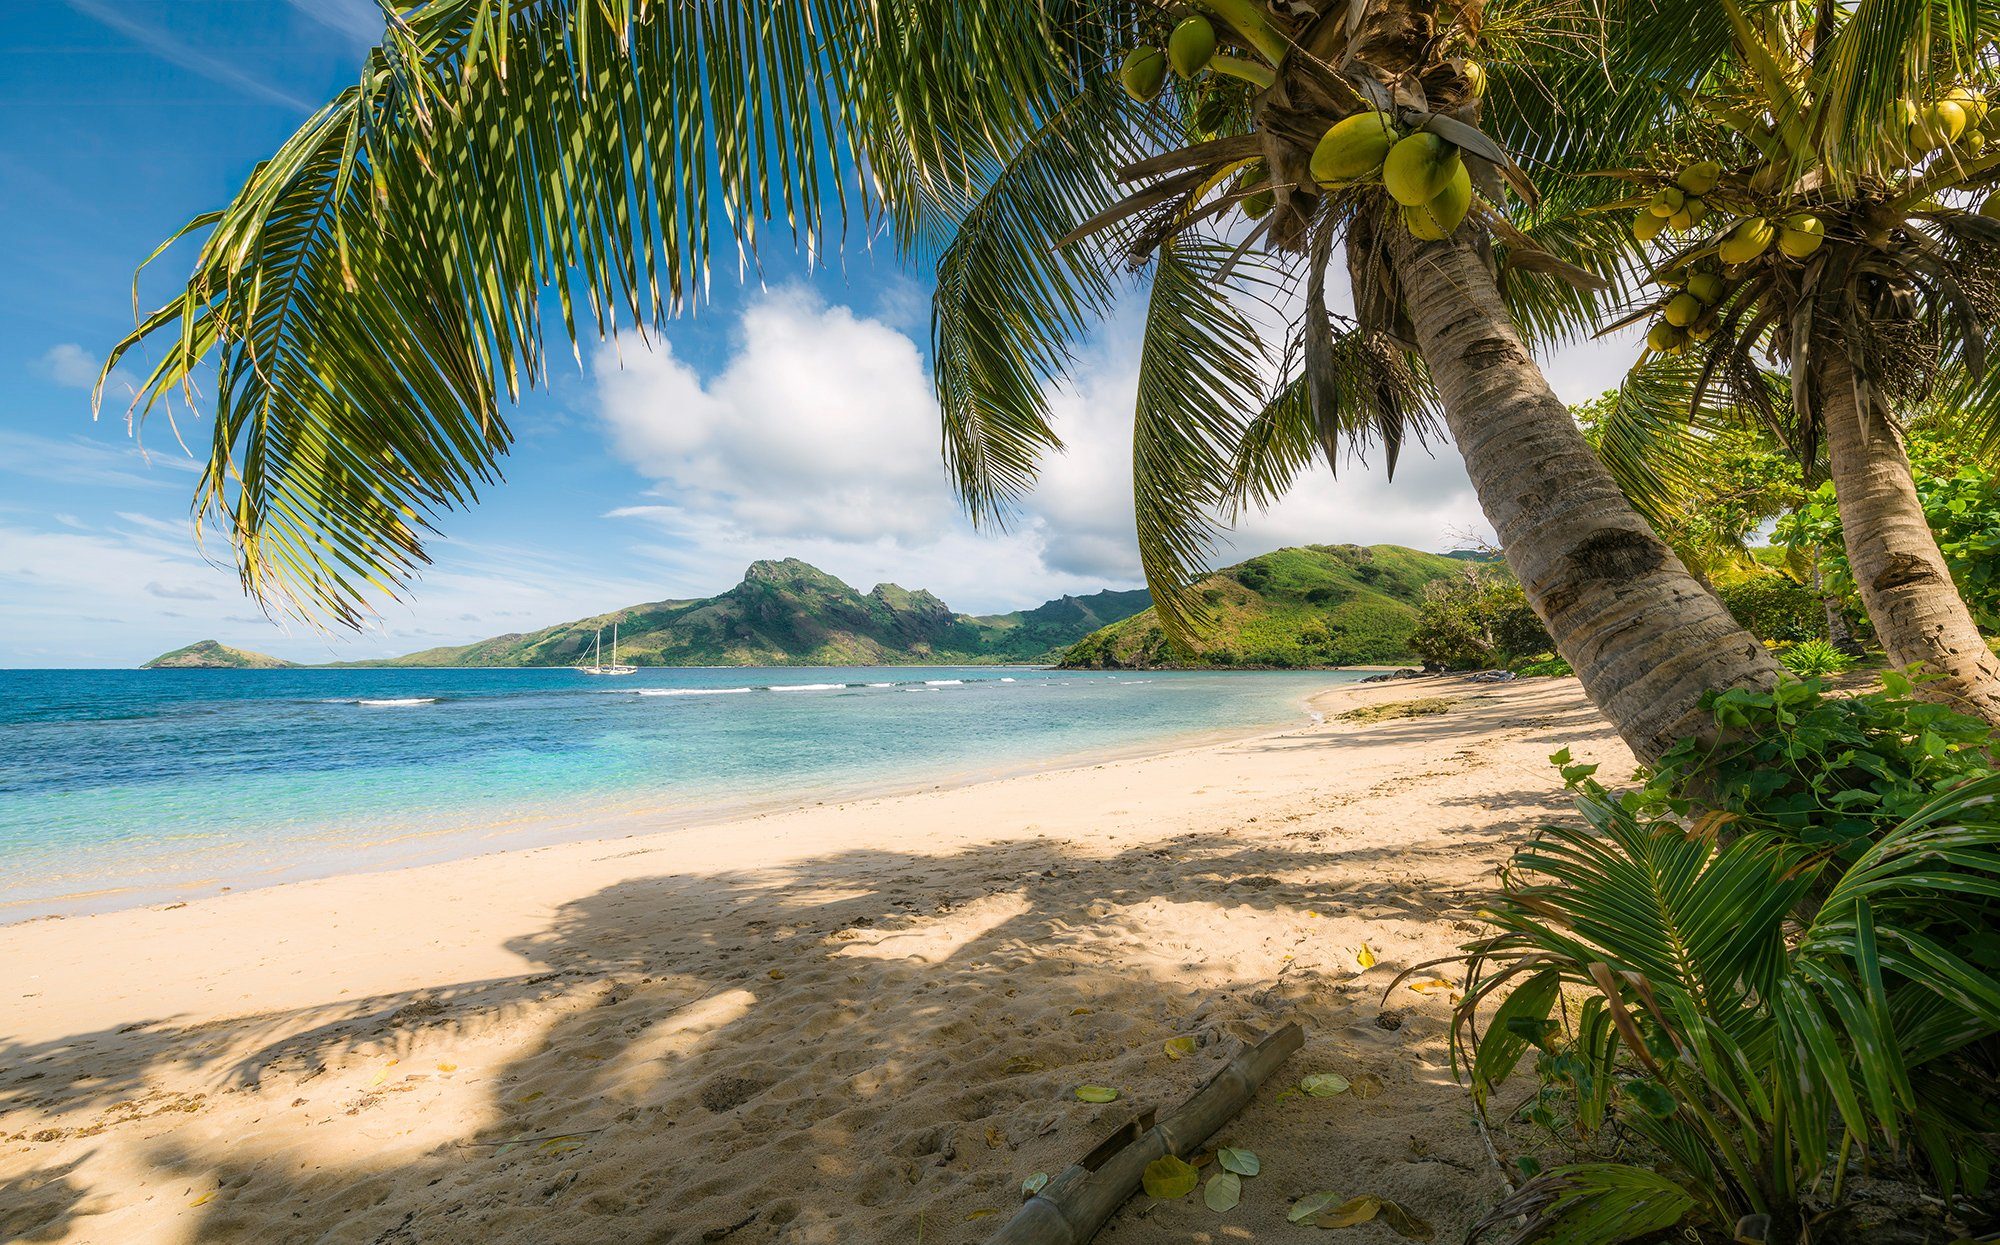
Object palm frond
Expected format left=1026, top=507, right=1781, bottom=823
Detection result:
left=104, top=0, right=1114, bottom=626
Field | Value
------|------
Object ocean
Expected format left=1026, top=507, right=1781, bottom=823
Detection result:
left=0, top=666, right=1362, bottom=921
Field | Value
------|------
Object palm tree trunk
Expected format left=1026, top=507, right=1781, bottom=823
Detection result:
left=1817, top=352, right=2000, bottom=722
left=1384, top=225, right=1778, bottom=762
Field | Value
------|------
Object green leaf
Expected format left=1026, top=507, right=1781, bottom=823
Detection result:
left=1074, top=1085, right=1119, bottom=1103
left=1312, top=1195, right=1382, bottom=1227
left=1142, top=1154, right=1200, bottom=1199
left=1288, top=1191, right=1343, bottom=1223
left=1163, top=1036, right=1197, bottom=1060
left=1022, top=1172, right=1049, bottom=1196
left=1301, top=1072, right=1351, bottom=1097
left=1217, top=1146, right=1260, bottom=1176
left=1204, top=1170, right=1242, bottom=1211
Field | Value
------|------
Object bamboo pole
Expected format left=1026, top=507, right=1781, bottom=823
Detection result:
left=985, top=1023, right=1305, bottom=1245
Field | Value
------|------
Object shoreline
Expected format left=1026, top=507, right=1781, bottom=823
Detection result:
left=2, top=674, right=1623, bottom=1245
left=2, top=676, right=1359, bottom=926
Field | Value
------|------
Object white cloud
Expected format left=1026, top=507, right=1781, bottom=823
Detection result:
left=592, top=287, right=1493, bottom=614
left=39, top=343, right=100, bottom=389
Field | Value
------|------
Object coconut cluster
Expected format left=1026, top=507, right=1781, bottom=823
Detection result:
left=1309, top=109, right=1481, bottom=239
left=1634, top=83, right=1998, bottom=356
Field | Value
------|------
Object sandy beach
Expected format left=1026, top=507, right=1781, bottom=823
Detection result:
left=2, top=675, right=1629, bottom=1244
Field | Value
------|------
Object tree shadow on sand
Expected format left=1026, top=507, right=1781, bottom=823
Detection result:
left=1, top=788, right=1586, bottom=1242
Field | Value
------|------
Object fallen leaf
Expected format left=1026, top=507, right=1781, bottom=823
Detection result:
left=1301, top=1072, right=1351, bottom=1097
left=539, top=1137, right=585, bottom=1155
left=190, top=1192, right=215, bottom=1207
left=1204, top=1170, right=1242, bottom=1212
left=1217, top=1146, right=1260, bottom=1176
left=517, top=1091, right=544, bottom=1104
left=1074, top=1085, right=1119, bottom=1103
left=1289, top=1191, right=1343, bottom=1223
left=767, top=968, right=786, bottom=980
left=1070, top=1007, right=1094, bottom=1016
left=1355, top=944, right=1378, bottom=970
left=1348, top=1073, right=1385, bottom=1100
left=1313, top=1195, right=1382, bottom=1228
left=1002, top=1055, right=1046, bottom=1075
left=985, top=1125, right=1006, bottom=1149
left=1142, top=1154, right=1200, bottom=1199
left=966, top=1208, right=999, bottom=1221
left=1163, top=1036, right=1197, bottom=1060
left=436, top=1063, right=458, bottom=1073
left=1022, top=1172, right=1049, bottom=1196
left=1407, top=979, right=1453, bottom=994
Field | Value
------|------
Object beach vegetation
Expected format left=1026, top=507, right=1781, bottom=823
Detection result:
left=1774, top=638, right=1856, bottom=678
left=1456, top=679, right=2000, bottom=1242
left=1408, top=563, right=1553, bottom=671
left=1338, top=698, right=1452, bottom=725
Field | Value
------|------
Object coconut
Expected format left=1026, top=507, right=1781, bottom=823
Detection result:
left=1120, top=47, right=1167, bottom=102
left=1311, top=112, right=1399, bottom=186
left=1668, top=199, right=1709, bottom=232
left=1719, top=216, right=1774, bottom=264
left=1911, top=101, right=1968, bottom=152
left=1777, top=212, right=1825, bottom=259
left=1403, top=162, right=1474, bottom=240
left=1946, top=85, right=1989, bottom=128
left=1676, top=160, right=1723, bottom=195
left=1383, top=133, right=1464, bottom=207
left=1647, top=321, right=1689, bottom=353
left=1664, top=293, right=1703, bottom=327
left=1687, top=271, right=1727, bottom=304
left=1633, top=211, right=1667, bottom=243
left=1649, top=185, right=1686, bottom=218
left=1168, top=16, right=1217, bottom=77
left=1463, top=61, right=1487, bottom=98
left=1689, top=324, right=1716, bottom=342
left=1981, top=192, right=2000, bottom=220
left=1241, top=188, right=1274, bottom=218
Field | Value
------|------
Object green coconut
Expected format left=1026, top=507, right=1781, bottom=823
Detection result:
left=1911, top=100, right=1969, bottom=151
left=1687, top=271, right=1727, bottom=304
left=1463, top=61, right=1487, bottom=98
left=1403, top=161, right=1474, bottom=240
left=1982, top=192, right=2000, bottom=219
left=1311, top=112, right=1399, bottom=186
left=1676, top=160, right=1723, bottom=195
left=1168, top=16, right=1217, bottom=77
left=1120, top=47, right=1167, bottom=102
left=1649, top=185, right=1686, bottom=218
left=1242, top=188, right=1274, bottom=218
left=1777, top=212, right=1825, bottom=258
left=1664, top=293, right=1703, bottom=327
left=1719, top=216, right=1774, bottom=264
left=1946, top=85, right=1989, bottom=128
left=1633, top=211, right=1667, bottom=243
left=1647, top=321, right=1689, bottom=353
left=1382, top=133, right=1464, bottom=207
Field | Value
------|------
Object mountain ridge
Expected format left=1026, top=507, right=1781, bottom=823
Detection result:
left=144, top=559, right=1152, bottom=669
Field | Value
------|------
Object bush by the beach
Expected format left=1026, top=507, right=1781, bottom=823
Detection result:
left=1716, top=574, right=1827, bottom=644
left=1775, top=637, right=1855, bottom=677
left=1408, top=565, right=1553, bottom=671
left=1456, top=677, right=2000, bottom=1242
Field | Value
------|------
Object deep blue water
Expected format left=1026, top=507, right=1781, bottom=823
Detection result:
left=0, top=666, right=1357, bottom=920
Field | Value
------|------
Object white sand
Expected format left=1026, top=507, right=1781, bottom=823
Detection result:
left=0, top=676, right=1630, bottom=1244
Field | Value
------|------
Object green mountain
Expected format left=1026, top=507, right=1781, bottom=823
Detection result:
left=1059, top=544, right=1468, bottom=669
left=329, top=559, right=1153, bottom=668
left=142, top=640, right=297, bottom=670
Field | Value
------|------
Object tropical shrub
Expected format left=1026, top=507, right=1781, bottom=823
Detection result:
left=1515, top=656, right=1575, bottom=678
left=1409, top=565, right=1554, bottom=670
left=1453, top=679, right=2000, bottom=1243
left=1775, top=638, right=1854, bottom=678
left=1639, top=674, right=1996, bottom=859
left=1457, top=774, right=2000, bottom=1244
left=1715, top=575, right=1826, bottom=645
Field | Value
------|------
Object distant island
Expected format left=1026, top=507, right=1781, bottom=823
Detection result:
left=142, top=640, right=298, bottom=670
left=145, top=546, right=1468, bottom=670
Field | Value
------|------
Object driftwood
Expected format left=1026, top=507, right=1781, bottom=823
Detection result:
left=985, top=1022, right=1306, bottom=1245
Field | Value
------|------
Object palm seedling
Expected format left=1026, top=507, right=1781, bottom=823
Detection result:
left=1454, top=771, right=2000, bottom=1243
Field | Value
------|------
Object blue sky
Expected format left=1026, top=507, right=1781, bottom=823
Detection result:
left=0, top=2, right=1634, bottom=668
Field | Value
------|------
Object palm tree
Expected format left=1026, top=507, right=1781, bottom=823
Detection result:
left=102, top=0, right=1779, bottom=763
left=1560, top=0, right=2000, bottom=721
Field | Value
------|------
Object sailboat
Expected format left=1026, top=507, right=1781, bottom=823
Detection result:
left=576, top=622, right=638, bottom=676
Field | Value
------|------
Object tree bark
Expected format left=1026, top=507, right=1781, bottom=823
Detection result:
left=1817, top=352, right=2000, bottom=723
left=1384, top=224, right=1779, bottom=763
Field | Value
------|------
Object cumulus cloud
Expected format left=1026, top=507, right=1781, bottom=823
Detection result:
left=39, top=344, right=101, bottom=389
left=592, top=287, right=1492, bottom=614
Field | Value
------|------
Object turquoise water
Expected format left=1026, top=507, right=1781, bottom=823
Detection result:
left=0, top=666, right=1358, bottom=920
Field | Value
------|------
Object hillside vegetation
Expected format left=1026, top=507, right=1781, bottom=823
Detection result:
left=325, top=559, right=1151, bottom=668
left=1059, top=545, right=1469, bottom=669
